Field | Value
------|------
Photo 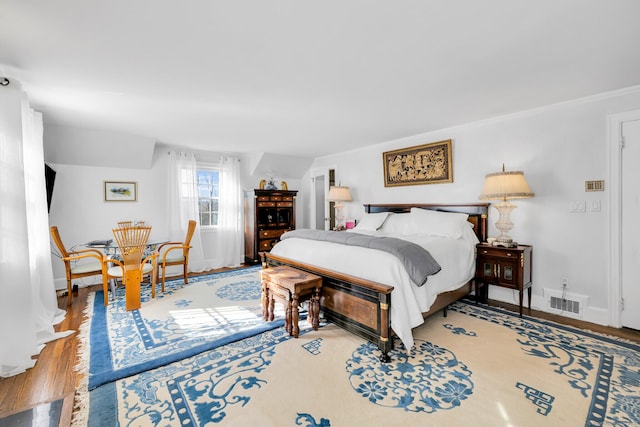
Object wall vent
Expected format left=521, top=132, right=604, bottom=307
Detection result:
left=550, top=296, right=580, bottom=314
left=544, top=288, right=586, bottom=318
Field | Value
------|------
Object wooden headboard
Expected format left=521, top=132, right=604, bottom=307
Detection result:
left=363, top=203, right=490, bottom=243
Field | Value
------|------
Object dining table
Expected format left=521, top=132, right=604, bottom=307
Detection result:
left=85, top=238, right=169, bottom=310
left=87, top=238, right=168, bottom=258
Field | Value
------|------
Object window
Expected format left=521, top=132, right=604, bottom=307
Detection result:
left=197, top=167, right=219, bottom=227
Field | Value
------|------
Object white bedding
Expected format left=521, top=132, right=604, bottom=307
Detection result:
left=269, top=223, right=479, bottom=351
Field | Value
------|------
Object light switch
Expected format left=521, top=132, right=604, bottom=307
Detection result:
left=591, top=200, right=601, bottom=212
left=570, top=201, right=586, bottom=212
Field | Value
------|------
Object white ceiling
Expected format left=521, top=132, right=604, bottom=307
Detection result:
left=2, top=0, right=640, bottom=158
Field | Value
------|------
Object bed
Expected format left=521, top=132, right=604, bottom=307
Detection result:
left=261, top=203, right=489, bottom=362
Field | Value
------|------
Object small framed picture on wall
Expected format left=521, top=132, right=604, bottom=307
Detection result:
left=104, top=181, right=137, bottom=202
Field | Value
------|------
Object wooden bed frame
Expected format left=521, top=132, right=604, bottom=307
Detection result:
left=262, top=202, right=489, bottom=362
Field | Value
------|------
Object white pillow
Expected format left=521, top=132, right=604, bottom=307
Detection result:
left=353, top=212, right=390, bottom=231
left=379, top=213, right=410, bottom=234
left=461, top=221, right=480, bottom=244
left=408, top=207, right=469, bottom=239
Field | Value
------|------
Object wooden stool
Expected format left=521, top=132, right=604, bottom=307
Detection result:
left=260, top=266, right=322, bottom=338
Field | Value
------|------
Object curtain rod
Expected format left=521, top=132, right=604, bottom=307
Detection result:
left=167, top=151, right=240, bottom=162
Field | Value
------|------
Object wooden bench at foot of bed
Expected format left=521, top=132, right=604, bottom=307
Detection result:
left=262, top=252, right=395, bottom=362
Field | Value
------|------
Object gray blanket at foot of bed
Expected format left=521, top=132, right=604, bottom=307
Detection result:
left=279, top=229, right=441, bottom=286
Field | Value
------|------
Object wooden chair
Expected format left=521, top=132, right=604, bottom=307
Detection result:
left=102, top=226, right=158, bottom=308
left=50, top=226, right=104, bottom=307
left=157, top=220, right=197, bottom=291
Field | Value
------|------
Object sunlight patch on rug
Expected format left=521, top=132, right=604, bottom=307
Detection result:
left=85, top=266, right=285, bottom=390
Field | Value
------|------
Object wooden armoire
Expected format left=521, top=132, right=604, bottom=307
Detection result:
left=244, top=189, right=297, bottom=264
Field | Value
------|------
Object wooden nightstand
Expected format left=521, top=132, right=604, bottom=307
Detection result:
left=475, top=243, right=532, bottom=317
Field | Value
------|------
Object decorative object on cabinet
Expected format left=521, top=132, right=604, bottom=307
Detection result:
left=244, top=189, right=297, bottom=264
left=475, top=243, right=532, bottom=317
left=281, top=181, right=288, bottom=190
left=104, top=181, right=137, bottom=202
left=327, top=185, right=352, bottom=230
left=382, top=139, right=453, bottom=187
left=264, top=177, right=278, bottom=190
left=259, top=179, right=266, bottom=190
left=479, top=164, right=534, bottom=247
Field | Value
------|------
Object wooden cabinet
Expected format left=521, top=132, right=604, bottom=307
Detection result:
left=475, top=243, right=532, bottom=317
left=244, top=189, right=297, bottom=264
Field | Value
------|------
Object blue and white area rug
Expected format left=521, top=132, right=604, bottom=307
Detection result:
left=75, top=300, right=640, bottom=426
left=81, top=266, right=284, bottom=390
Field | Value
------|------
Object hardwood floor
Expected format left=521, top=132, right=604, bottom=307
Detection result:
left=0, top=284, right=87, bottom=427
left=1, top=278, right=638, bottom=426
left=486, top=300, right=640, bottom=343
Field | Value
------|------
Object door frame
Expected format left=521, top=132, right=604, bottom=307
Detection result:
left=608, top=109, right=640, bottom=327
left=310, top=167, right=336, bottom=230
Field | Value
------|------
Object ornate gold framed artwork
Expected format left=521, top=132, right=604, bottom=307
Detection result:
left=382, top=139, right=453, bottom=187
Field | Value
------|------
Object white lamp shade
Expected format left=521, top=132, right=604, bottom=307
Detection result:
left=479, top=171, right=534, bottom=201
left=479, top=167, right=533, bottom=245
left=328, top=186, right=352, bottom=202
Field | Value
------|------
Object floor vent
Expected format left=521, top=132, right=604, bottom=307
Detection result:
left=550, top=296, right=580, bottom=314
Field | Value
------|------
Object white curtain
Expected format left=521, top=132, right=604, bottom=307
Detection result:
left=0, top=86, right=71, bottom=378
left=167, top=151, right=207, bottom=271
left=213, top=156, right=243, bottom=268
left=167, top=152, right=243, bottom=272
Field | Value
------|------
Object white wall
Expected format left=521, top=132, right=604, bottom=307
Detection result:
left=304, top=87, right=640, bottom=326
left=45, top=125, right=156, bottom=169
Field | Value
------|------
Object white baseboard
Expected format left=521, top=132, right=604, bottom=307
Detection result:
left=488, top=287, right=611, bottom=327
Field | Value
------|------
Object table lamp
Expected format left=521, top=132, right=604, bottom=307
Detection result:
left=328, top=185, right=352, bottom=230
left=479, top=164, right=534, bottom=247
